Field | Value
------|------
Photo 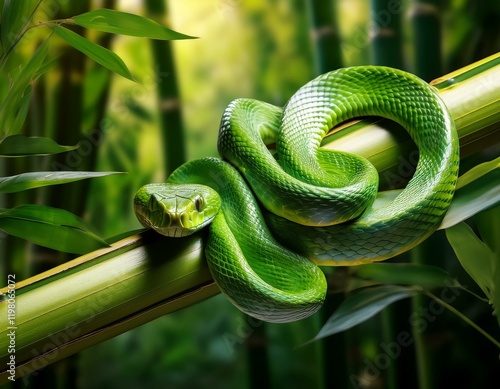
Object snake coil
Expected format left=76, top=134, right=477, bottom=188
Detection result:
left=134, top=66, right=459, bottom=322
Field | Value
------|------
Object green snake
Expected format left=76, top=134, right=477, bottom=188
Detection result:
left=134, top=66, right=459, bottom=323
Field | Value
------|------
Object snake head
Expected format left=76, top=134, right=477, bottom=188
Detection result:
left=133, top=183, right=221, bottom=237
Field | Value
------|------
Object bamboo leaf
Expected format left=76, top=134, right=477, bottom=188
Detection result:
left=445, top=222, right=494, bottom=299
left=0, top=205, right=109, bottom=254
left=0, top=171, right=123, bottom=193
left=51, top=25, right=134, bottom=81
left=353, top=263, right=458, bottom=289
left=71, top=9, right=196, bottom=40
left=0, top=37, right=49, bottom=135
left=439, top=159, right=500, bottom=230
left=8, top=89, right=31, bottom=135
left=474, top=205, right=500, bottom=258
left=33, top=57, right=60, bottom=79
left=311, top=285, right=416, bottom=342
left=474, top=206, right=500, bottom=327
left=0, top=135, right=78, bottom=156
left=0, top=0, right=39, bottom=51
left=456, top=156, right=500, bottom=190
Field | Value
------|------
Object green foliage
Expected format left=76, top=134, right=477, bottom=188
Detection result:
left=0, top=135, right=78, bottom=156
left=312, top=285, right=417, bottom=341
left=0, top=171, right=121, bottom=193
left=0, top=204, right=108, bottom=254
left=439, top=157, right=500, bottom=229
left=352, top=263, right=458, bottom=289
left=0, top=2, right=194, bottom=254
left=0, top=0, right=39, bottom=54
left=71, top=8, right=196, bottom=40
left=51, top=25, right=134, bottom=81
left=0, top=36, right=49, bottom=136
left=446, top=223, right=494, bottom=299
left=446, top=205, right=500, bottom=328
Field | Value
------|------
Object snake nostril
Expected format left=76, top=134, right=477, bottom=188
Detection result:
left=181, top=212, right=190, bottom=228
left=148, top=196, right=159, bottom=212
left=162, top=212, right=171, bottom=227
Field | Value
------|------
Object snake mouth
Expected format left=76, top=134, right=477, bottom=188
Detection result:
left=137, top=209, right=193, bottom=237
left=136, top=201, right=212, bottom=238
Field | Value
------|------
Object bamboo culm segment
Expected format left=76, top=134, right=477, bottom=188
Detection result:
left=0, top=231, right=217, bottom=384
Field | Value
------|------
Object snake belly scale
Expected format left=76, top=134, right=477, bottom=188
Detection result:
left=134, top=66, right=459, bottom=323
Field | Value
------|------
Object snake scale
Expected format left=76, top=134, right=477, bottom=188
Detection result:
left=134, top=66, right=459, bottom=323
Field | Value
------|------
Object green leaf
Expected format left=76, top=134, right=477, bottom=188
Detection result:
left=474, top=206, right=500, bottom=326
left=51, top=25, right=134, bottom=81
left=445, top=222, right=494, bottom=299
left=0, top=37, right=49, bottom=135
left=475, top=205, right=500, bottom=258
left=0, top=171, right=123, bottom=193
left=0, top=135, right=78, bottom=157
left=353, top=263, right=459, bottom=289
left=71, top=9, right=196, bottom=40
left=0, top=205, right=109, bottom=254
left=1, top=0, right=39, bottom=51
left=8, top=89, right=31, bottom=135
left=33, top=57, right=60, bottom=79
left=456, top=156, right=500, bottom=190
left=439, top=158, right=500, bottom=230
left=311, top=285, right=417, bottom=342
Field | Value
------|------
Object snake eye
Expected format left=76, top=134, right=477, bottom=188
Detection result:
left=194, top=196, right=205, bottom=212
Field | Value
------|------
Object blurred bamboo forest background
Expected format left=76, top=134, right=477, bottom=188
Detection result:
left=1, top=0, right=500, bottom=388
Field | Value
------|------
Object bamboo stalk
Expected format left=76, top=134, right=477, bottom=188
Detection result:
left=409, top=0, right=442, bottom=81
left=0, top=230, right=218, bottom=384
left=307, top=0, right=343, bottom=74
left=410, top=235, right=445, bottom=389
left=306, top=1, right=344, bottom=385
left=144, top=0, right=186, bottom=176
left=370, top=0, right=404, bottom=68
left=367, top=3, right=404, bottom=386
left=0, top=53, right=498, bottom=383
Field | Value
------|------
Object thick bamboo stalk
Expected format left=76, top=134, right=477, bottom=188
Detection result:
left=0, top=53, right=498, bottom=383
left=0, top=230, right=217, bottom=383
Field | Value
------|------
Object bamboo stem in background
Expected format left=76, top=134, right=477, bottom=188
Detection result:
left=410, top=2, right=447, bottom=379
left=366, top=2, right=404, bottom=386
left=409, top=0, right=442, bottom=81
left=370, top=0, right=404, bottom=68
left=307, top=2, right=345, bottom=386
left=145, top=0, right=186, bottom=176
left=410, top=235, right=448, bottom=389
left=0, top=53, right=498, bottom=383
left=307, top=0, right=343, bottom=74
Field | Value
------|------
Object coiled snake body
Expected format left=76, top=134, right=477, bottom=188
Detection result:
left=134, top=66, right=459, bottom=323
